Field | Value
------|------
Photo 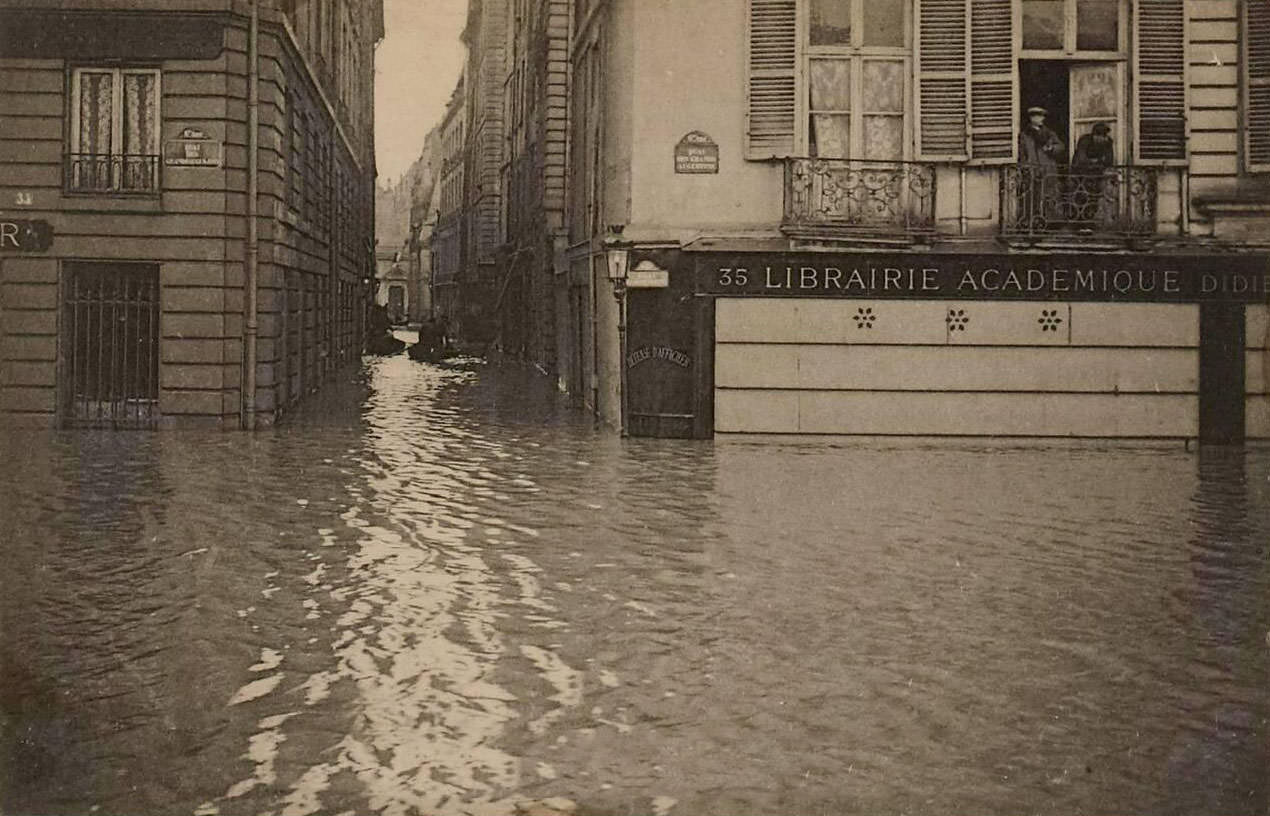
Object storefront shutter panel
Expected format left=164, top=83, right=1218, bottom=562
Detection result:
left=1246, top=0, right=1270, bottom=171
left=916, top=0, right=969, bottom=159
left=969, top=0, right=1015, bottom=162
left=1134, top=0, right=1187, bottom=163
left=746, top=0, right=797, bottom=159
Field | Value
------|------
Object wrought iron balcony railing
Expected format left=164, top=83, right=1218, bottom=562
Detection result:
left=784, top=158, right=937, bottom=238
left=65, top=153, right=160, bottom=194
left=1001, top=165, right=1158, bottom=240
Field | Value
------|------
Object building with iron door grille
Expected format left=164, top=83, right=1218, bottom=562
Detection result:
left=0, top=0, right=384, bottom=429
left=61, top=262, right=160, bottom=429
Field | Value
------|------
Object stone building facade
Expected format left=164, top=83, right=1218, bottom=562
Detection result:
left=495, top=0, right=570, bottom=372
left=546, top=0, right=1270, bottom=441
left=432, top=75, right=467, bottom=333
left=0, top=0, right=381, bottom=429
left=429, top=0, right=1270, bottom=440
left=458, top=0, right=508, bottom=345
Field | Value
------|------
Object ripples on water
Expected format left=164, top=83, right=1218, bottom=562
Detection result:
left=1, top=347, right=1267, bottom=816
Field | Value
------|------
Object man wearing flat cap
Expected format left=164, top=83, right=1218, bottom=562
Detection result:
left=1017, top=106, right=1065, bottom=229
left=1020, top=107, right=1065, bottom=168
left=1071, top=122, right=1115, bottom=228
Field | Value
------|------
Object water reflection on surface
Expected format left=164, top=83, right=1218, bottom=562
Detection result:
left=1, top=352, right=1267, bottom=816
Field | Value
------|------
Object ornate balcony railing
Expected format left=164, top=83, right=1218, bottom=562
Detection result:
left=65, top=153, right=160, bottom=194
left=784, top=158, right=937, bottom=238
left=1001, top=165, right=1158, bottom=240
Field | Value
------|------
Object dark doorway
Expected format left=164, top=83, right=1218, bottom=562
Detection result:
left=387, top=285, right=405, bottom=324
left=1199, top=304, right=1246, bottom=444
left=1019, top=60, right=1070, bottom=165
left=62, top=262, right=159, bottom=429
left=625, top=273, right=696, bottom=439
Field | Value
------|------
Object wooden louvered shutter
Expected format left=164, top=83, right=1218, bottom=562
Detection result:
left=969, top=0, right=1015, bottom=163
left=1246, top=0, right=1270, bottom=172
left=916, top=0, right=969, bottom=159
left=1134, top=0, right=1187, bottom=164
left=746, top=0, right=797, bottom=159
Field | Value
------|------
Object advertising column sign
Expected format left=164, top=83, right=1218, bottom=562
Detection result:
left=674, top=131, right=719, bottom=174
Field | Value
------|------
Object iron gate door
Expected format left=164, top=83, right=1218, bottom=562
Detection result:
left=63, top=262, right=159, bottom=428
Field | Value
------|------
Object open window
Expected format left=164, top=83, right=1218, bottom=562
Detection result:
left=749, top=0, right=1184, bottom=166
left=1018, top=60, right=1123, bottom=166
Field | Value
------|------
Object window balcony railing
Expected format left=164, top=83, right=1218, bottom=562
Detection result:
left=784, top=157, right=937, bottom=239
left=65, top=153, right=160, bottom=194
left=1001, top=165, right=1158, bottom=240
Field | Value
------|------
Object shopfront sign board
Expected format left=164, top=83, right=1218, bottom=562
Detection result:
left=0, top=219, right=53, bottom=252
left=699, top=251, right=1270, bottom=303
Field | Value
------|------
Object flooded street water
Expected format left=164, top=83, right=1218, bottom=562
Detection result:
left=2, top=346, right=1268, bottom=816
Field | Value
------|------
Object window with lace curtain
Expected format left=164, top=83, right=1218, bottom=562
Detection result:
left=68, top=68, right=160, bottom=194
left=806, top=0, right=907, bottom=160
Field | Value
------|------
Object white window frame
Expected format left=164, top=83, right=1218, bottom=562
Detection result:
left=70, top=67, right=162, bottom=159
left=69, top=67, right=162, bottom=193
left=799, top=0, right=912, bottom=159
left=1018, top=0, right=1127, bottom=59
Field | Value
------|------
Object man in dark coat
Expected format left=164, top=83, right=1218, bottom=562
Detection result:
left=1020, top=106, right=1065, bottom=171
left=1070, top=122, right=1115, bottom=228
left=410, top=317, right=447, bottom=360
left=365, top=303, right=405, bottom=355
left=1016, top=106, right=1065, bottom=231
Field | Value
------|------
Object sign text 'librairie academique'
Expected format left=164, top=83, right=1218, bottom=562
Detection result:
left=698, top=252, right=1270, bottom=303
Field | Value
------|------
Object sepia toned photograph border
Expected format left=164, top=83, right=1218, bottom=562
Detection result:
left=1, top=0, right=1268, bottom=814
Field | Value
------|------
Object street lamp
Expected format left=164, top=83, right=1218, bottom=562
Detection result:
left=604, top=227, right=630, bottom=436
left=606, top=245, right=630, bottom=300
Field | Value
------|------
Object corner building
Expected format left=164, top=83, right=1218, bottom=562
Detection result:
left=0, top=0, right=381, bottom=429
left=564, top=0, right=1270, bottom=440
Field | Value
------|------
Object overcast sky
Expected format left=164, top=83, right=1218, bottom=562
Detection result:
left=374, top=0, right=467, bottom=185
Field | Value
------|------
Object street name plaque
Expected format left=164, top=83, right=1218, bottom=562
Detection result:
left=674, top=131, right=719, bottom=174
left=164, top=127, right=223, bottom=167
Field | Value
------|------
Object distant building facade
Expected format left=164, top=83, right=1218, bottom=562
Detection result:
left=408, top=125, right=443, bottom=324
left=432, top=76, right=467, bottom=335
left=0, top=0, right=383, bottom=429
left=374, top=175, right=411, bottom=315
left=458, top=0, right=509, bottom=345
left=495, top=0, right=570, bottom=372
left=375, top=249, right=409, bottom=323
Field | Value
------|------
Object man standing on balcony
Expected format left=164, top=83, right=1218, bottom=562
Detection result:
left=1071, top=122, right=1115, bottom=230
left=1018, top=106, right=1065, bottom=231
